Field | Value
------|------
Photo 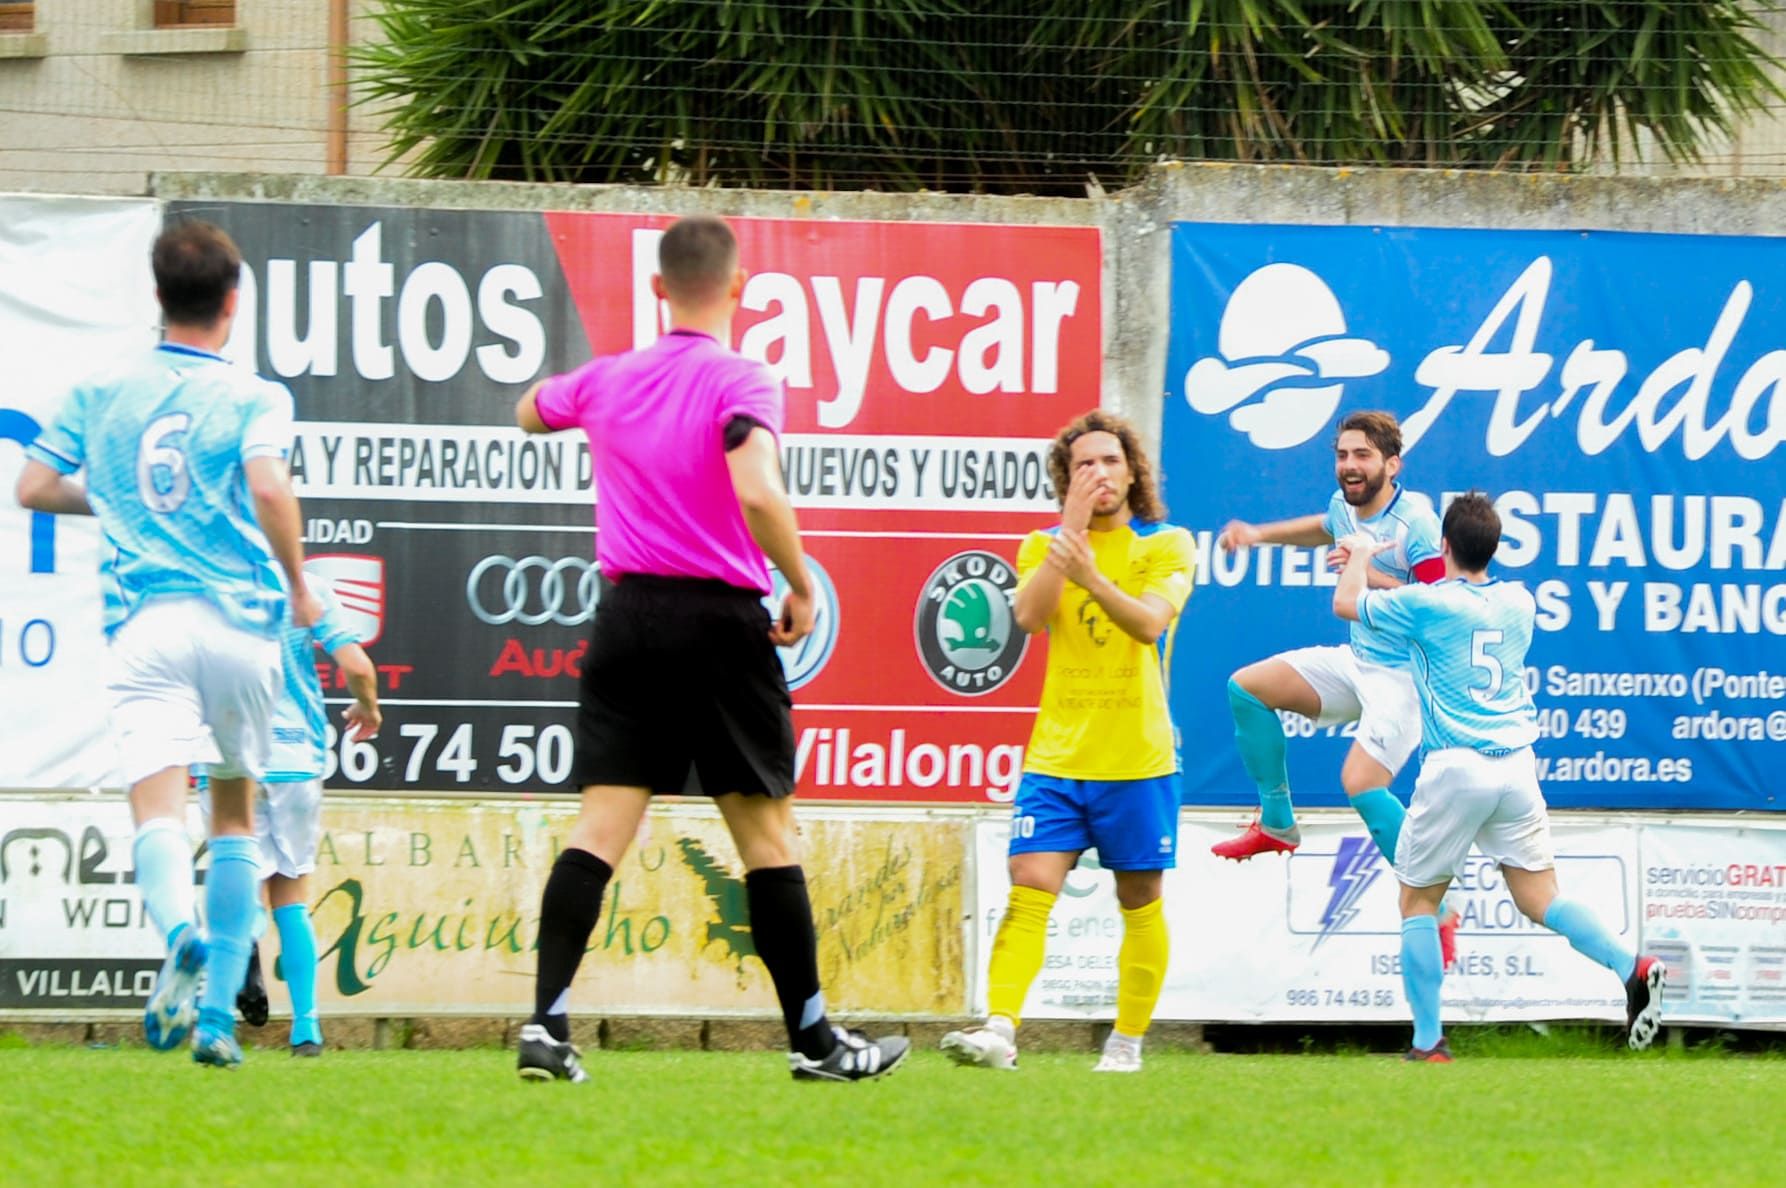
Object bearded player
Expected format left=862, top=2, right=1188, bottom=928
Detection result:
left=1210, top=411, right=1458, bottom=958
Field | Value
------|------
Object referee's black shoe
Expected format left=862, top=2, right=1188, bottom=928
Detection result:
left=237, top=941, right=269, bottom=1028
left=517, top=1023, right=589, bottom=1083
left=789, top=1027, right=909, bottom=1082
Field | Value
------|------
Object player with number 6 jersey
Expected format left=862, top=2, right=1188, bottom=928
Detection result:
left=26, top=332, right=297, bottom=640
left=17, top=219, right=318, bottom=1070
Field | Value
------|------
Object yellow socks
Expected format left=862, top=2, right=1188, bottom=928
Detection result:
left=1114, top=897, right=1169, bottom=1038
left=985, top=884, right=1057, bottom=1026
left=986, top=887, right=1169, bottom=1039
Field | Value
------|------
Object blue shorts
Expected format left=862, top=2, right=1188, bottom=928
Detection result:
left=1008, top=773, right=1181, bottom=871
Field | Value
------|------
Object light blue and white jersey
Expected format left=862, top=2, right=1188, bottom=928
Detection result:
left=27, top=343, right=295, bottom=637
left=1323, top=484, right=1442, bottom=669
left=267, top=578, right=360, bottom=782
left=1356, top=578, right=1539, bottom=755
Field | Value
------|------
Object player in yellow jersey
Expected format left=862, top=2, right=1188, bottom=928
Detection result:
left=942, top=410, right=1196, bottom=1073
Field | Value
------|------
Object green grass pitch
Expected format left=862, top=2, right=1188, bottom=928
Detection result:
left=3, top=1038, right=1782, bottom=1185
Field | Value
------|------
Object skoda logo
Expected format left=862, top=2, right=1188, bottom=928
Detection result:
left=914, top=550, right=1026, bottom=696
left=763, top=556, right=839, bottom=691
left=466, top=555, right=600, bottom=626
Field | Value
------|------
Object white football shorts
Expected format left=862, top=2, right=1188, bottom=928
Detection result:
left=1394, top=746, right=1555, bottom=888
left=1278, top=644, right=1421, bottom=774
left=106, top=598, right=279, bottom=786
left=200, top=777, right=324, bottom=880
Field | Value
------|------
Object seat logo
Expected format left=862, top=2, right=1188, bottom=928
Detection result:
left=304, top=554, right=386, bottom=645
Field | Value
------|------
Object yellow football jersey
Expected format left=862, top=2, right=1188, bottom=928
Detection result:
left=1015, top=520, right=1197, bottom=780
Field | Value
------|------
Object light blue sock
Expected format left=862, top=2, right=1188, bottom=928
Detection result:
left=1543, top=898, right=1636, bottom=981
left=1349, top=788, right=1405, bottom=863
left=1228, top=679, right=1294, bottom=831
left=1401, top=914, right=1444, bottom=1050
left=274, top=903, right=321, bottom=1046
left=197, top=835, right=260, bottom=1040
left=132, top=819, right=197, bottom=947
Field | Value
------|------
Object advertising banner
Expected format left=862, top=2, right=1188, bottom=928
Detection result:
left=974, top=813, right=1637, bottom=1025
left=1640, top=822, right=1786, bottom=1025
left=0, top=196, right=161, bottom=789
left=1163, top=224, right=1786, bottom=812
left=0, top=797, right=969, bottom=1016
left=159, top=202, right=1102, bottom=801
left=0, top=798, right=161, bottom=1007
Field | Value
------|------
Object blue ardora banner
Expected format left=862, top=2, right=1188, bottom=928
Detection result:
left=1164, top=223, right=1785, bottom=812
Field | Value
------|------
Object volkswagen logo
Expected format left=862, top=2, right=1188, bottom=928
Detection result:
left=466, top=555, right=600, bottom=626
left=763, top=556, right=839, bottom=691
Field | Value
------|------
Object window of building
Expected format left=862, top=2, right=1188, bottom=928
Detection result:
left=0, top=3, right=34, bottom=33
left=154, top=2, right=235, bottom=26
left=102, top=1, right=245, bottom=54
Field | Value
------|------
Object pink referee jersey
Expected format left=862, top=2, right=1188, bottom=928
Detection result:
left=534, top=329, right=784, bottom=594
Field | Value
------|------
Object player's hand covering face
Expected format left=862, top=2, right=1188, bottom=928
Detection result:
left=1066, top=431, right=1131, bottom=523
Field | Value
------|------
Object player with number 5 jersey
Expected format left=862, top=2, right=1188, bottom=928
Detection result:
left=1334, top=493, right=1666, bottom=1061
left=17, top=218, right=318, bottom=1071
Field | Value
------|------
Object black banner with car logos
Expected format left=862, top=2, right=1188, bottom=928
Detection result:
left=165, top=200, right=596, bottom=792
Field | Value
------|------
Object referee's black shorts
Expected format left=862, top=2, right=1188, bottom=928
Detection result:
left=573, top=573, right=796, bottom=797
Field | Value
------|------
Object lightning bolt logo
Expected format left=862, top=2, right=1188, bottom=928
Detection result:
left=1315, top=835, right=1384, bottom=949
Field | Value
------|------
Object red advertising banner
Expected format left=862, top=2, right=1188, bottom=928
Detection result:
left=543, top=214, right=1101, bottom=804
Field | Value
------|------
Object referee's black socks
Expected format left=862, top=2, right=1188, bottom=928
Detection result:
left=745, top=865, right=838, bottom=1061
left=532, top=848, right=614, bottom=1043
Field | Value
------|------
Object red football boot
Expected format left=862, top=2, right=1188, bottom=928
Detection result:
left=1403, top=1038, right=1453, bottom=1063
left=1210, top=818, right=1301, bottom=861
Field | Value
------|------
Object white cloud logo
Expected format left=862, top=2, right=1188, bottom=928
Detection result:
left=1183, top=263, right=1390, bottom=449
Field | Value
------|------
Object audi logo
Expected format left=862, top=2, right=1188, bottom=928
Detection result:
left=466, top=555, right=600, bottom=626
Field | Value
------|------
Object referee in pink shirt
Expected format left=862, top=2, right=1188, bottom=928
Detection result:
left=510, top=216, right=907, bottom=1084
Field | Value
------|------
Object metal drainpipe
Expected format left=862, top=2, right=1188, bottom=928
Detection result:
left=327, top=0, right=349, bottom=174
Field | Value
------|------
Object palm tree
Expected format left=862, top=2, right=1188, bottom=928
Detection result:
left=353, top=1, right=1783, bottom=194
